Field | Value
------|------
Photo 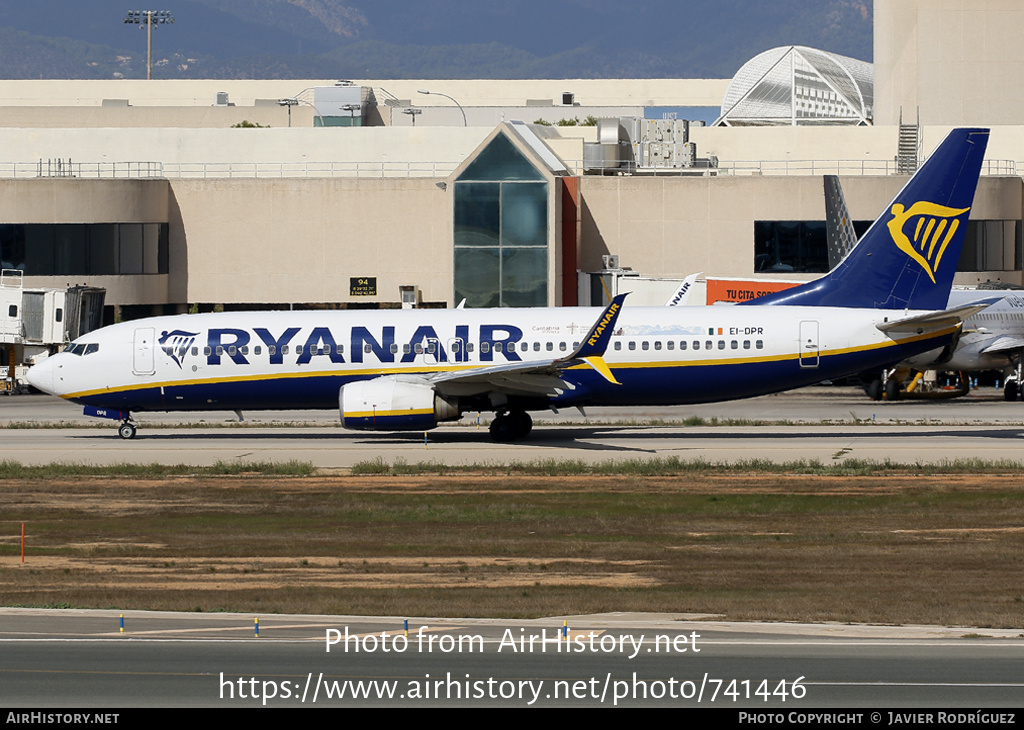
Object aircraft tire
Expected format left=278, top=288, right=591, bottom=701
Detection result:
left=118, top=422, right=137, bottom=440
left=490, top=412, right=532, bottom=442
left=1004, top=380, right=1019, bottom=401
left=884, top=379, right=900, bottom=401
left=866, top=379, right=882, bottom=400
left=489, top=416, right=516, bottom=442
left=511, top=410, right=533, bottom=437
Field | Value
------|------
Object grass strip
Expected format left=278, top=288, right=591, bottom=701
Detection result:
left=351, top=455, right=1024, bottom=477
left=0, top=459, right=315, bottom=479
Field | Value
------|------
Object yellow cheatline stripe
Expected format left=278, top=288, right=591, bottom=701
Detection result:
left=345, top=408, right=433, bottom=419
left=61, top=326, right=957, bottom=401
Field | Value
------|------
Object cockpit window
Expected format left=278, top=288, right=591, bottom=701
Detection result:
left=66, top=343, right=100, bottom=356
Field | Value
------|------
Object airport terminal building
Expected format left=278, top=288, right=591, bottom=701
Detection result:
left=2, top=0, right=1024, bottom=323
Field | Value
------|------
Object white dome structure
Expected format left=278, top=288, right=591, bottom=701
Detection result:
left=715, top=46, right=873, bottom=127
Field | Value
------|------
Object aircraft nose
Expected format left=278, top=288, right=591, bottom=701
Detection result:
left=25, top=356, right=56, bottom=395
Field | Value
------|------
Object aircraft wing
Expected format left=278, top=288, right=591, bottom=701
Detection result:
left=875, top=299, right=999, bottom=334
left=428, top=293, right=627, bottom=396
left=980, top=335, right=1024, bottom=355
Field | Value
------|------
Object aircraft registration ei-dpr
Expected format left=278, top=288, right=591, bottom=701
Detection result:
left=27, top=128, right=992, bottom=442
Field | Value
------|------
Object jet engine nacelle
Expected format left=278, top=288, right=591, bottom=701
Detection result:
left=340, top=378, right=460, bottom=431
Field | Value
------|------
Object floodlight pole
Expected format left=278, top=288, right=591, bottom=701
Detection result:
left=123, top=10, right=175, bottom=80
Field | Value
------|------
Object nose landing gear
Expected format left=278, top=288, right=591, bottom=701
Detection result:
left=118, top=419, right=137, bottom=440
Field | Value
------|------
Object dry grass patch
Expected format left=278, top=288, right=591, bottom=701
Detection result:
left=2, top=472, right=1023, bottom=624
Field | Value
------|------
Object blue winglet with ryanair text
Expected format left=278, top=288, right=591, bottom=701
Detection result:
left=746, top=128, right=990, bottom=311
left=566, top=293, right=627, bottom=384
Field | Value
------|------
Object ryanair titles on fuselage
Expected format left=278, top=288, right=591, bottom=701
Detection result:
left=157, top=319, right=766, bottom=369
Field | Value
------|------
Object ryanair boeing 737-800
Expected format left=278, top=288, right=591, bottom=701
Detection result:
left=27, top=128, right=992, bottom=441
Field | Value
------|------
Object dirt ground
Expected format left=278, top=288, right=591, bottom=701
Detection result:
left=3, top=472, right=1024, bottom=624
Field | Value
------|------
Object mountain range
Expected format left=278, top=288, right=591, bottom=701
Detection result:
left=0, top=0, right=873, bottom=79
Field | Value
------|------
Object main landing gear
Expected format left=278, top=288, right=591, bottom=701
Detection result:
left=1005, top=356, right=1024, bottom=401
left=118, top=419, right=137, bottom=440
left=489, top=410, right=533, bottom=442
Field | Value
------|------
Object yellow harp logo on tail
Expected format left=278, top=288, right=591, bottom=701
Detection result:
left=887, top=201, right=970, bottom=284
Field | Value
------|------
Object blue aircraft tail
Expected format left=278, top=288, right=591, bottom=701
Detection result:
left=745, top=128, right=990, bottom=310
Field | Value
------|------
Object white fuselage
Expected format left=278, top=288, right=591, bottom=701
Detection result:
left=27, top=304, right=955, bottom=416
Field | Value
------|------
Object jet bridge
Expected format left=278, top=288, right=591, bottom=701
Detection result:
left=1, top=269, right=105, bottom=393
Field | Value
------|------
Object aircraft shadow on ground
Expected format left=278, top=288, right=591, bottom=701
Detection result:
left=67, top=425, right=1024, bottom=456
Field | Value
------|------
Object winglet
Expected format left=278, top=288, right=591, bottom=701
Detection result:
left=572, top=293, right=627, bottom=359
left=566, top=293, right=627, bottom=384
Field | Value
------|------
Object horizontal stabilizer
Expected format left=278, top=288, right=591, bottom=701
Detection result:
left=875, top=299, right=998, bottom=334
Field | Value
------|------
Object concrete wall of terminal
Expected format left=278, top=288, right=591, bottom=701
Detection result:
left=6, top=125, right=1024, bottom=177
left=875, top=0, right=1024, bottom=127
left=0, top=126, right=491, bottom=172
left=0, top=178, right=168, bottom=223
left=0, top=79, right=730, bottom=109
left=578, top=173, right=1024, bottom=286
left=170, top=177, right=452, bottom=307
left=8, top=170, right=1023, bottom=310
